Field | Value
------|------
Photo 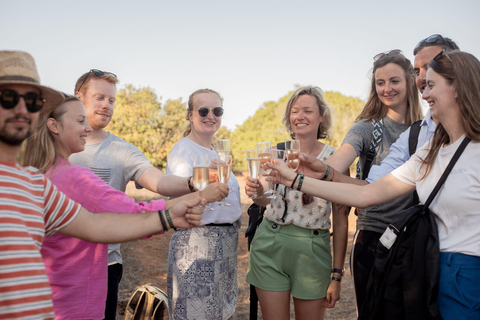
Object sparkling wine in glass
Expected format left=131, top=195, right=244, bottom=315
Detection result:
left=269, top=147, right=285, bottom=199
left=192, top=154, right=209, bottom=211
left=257, top=141, right=273, bottom=194
left=217, top=155, right=232, bottom=206
left=246, top=149, right=261, bottom=199
left=217, top=139, right=231, bottom=163
left=285, top=140, right=300, bottom=172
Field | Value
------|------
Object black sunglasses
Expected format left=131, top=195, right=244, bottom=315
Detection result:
left=197, top=107, right=224, bottom=117
left=77, top=69, right=117, bottom=92
left=415, top=34, right=454, bottom=51
left=373, top=49, right=403, bottom=61
left=0, top=89, right=45, bottom=113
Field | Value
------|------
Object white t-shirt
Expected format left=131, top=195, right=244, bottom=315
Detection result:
left=392, top=135, right=480, bottom=256
left=166, top=137, right=242, bottom=225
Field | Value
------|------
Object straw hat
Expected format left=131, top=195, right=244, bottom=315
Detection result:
left=0, top=50, right=64, bottom=115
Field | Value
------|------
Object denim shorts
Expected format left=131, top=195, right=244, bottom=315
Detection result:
left=437, top=252, right=480, bottom=319
left=246, top=218, right=331, bottom=299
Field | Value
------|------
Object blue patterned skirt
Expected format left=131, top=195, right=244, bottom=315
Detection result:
left=167, top=224, right=239, bottom=320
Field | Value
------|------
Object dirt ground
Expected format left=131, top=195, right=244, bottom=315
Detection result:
left=118, top=176, right=358, bottom=319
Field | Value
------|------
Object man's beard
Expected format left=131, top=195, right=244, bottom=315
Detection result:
left=0, top=116, right=33, bottom=146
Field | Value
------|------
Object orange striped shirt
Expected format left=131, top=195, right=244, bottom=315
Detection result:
left=0, top=162, right=81, bottom=320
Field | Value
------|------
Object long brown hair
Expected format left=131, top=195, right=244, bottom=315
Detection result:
left=22, top=96, right=80, bottom=174
left=421, top=51, right=480, bottom=175
left=356, top=53, right=423, bottom=125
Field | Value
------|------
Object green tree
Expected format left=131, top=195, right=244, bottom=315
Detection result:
left=107, top=85, right=188, bottom=169
left=230, top=89, right=364, bottom=173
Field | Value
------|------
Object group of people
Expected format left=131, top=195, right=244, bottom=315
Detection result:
left=0, top=51, right=235, bottom=320
left=246, top=35, right=479, bottom=319
left=0, top=32, right=479, bottom=320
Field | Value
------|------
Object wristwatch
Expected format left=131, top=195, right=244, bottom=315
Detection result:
left=187, top=176, right=195, bottom=192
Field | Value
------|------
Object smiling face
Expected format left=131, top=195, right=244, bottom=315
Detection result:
left=414, top=45, right=444, bottom=93
left=290, top=94, right=323, bottom=138
left=188, top=92, right=222, bottom=136
left=375, top=62, right=408, bottom=114
left=77, top=78, right=116, bottom=131
left=49, top=100, right=92, bottom=157
left=422, top=68, right=458, bottom=123
left=0, top=84, right=40, bottom=147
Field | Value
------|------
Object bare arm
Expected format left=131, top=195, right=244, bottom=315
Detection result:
left=137, top=167, right=229, bottom=202
left=325, top=202, right=350, bottom=308
left=58, top=197, right=205, bottom=243
left=138, top=167, right=191, bottom=197
left=266, top=161, right=415, bottom=209
left=299, top=153, right=368, bottom=186
left=325, top=143, right=358, bottom=174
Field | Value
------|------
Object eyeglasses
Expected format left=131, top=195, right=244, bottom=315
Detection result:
left=415, top=34, right=455, bottom=51
left=77, top=69, right=117, bottom=93
left=197, top=107, right=224, bottom=117
left=373, top=49, right=403, bottom=61
left=0, top=89, right=45, bottom=113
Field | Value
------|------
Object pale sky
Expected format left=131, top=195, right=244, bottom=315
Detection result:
left=2, top=0, right=480, bottom=130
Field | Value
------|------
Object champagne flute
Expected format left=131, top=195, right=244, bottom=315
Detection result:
left=192, top=154, right=209, bottom=212
left=217, top=139, right=231, bottom=163
left=285, top=139, right=300, bottom=172
left=257, top=141, right=273, bottom=194
left=246, top=149, right=261, bottom=199
left=217, top=155, right=232, bottom=206
left=270, top=147, right=285, bottom=199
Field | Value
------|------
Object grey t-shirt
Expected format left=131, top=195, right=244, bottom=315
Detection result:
left=342, top=116, right=413, bottom=233
left=69, top=132, right=153, bottom=264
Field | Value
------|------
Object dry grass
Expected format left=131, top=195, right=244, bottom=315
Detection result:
left=118, top=176, right=357, bottom=319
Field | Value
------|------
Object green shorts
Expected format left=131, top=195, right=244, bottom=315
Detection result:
left=246, top=218, right=331, bottom=300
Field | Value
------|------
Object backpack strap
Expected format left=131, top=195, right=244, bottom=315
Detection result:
left=408, top=120, right=422, bottom=156
left=422, top=136, right=471, bottom=209
left=356, top=119, right=383, bottom=180
left=408, top=120, right=423, bottom=204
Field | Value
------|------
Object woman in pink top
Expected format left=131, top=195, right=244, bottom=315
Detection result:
left=22, top=95, right=173, bottom=319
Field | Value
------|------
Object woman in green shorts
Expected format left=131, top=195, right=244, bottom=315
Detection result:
left=245, top=86, right=349, bottom=320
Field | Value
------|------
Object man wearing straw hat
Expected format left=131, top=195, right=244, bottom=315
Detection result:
left=0, top=50, right=204, bottom=320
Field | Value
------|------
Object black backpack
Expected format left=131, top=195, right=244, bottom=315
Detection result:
left=359, top=137, right=470, bottom=320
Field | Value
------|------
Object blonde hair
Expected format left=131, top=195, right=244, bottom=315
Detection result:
left=22, top=95, right=80, bottom=174
left=182, top=88, right=223, bottom=147
left=282, top=86, right=332, bottom=139
left=356, top=53, right=423, bottom=125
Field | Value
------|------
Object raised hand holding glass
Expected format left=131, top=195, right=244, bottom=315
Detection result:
left=246, top=149, right=261, bottom=199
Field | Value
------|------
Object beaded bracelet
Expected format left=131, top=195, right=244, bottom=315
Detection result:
left=331, top=276, right=342, bottom=282
left=165, top=209, right=174, bottom=229
left=321, top=165, right=331, bottom=181
left=158, top=210, right=168, bottom=231
left=187, top=176, right=195, bottom=192
left=297, top=174, right=304, bottom=191
left=290, top=173, right=300, bottom=189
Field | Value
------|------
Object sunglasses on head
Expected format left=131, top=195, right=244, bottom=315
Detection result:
left=373, top=49, right=403, bottom=61
left=415, top=34, right=454, bottom=51
left=0, top=89, right=45, bottom=113
left=77, top=69, right=117, bottom=92
left=433, top=49, right=452, bottom=63
left=197, top=107, right=224, bottom=117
